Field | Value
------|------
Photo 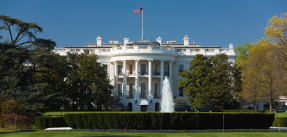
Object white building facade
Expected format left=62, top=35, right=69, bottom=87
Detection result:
left=54, top=35, right=236, bottom=112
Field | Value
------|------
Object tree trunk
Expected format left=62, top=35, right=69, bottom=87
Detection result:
left=269, top=98, right=273, bottom=112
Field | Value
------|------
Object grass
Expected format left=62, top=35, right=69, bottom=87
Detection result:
left=0, top=130, right=287, bottom=137
left=275, top=112, right=287, bottom=117
left=43, top=111, right=279, bottom=116
left=43, top=111, right=97, bottom=116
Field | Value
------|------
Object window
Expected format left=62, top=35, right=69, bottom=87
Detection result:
left=129, top=83, right=133, bottom=97
left=179, top=64, right=184, bottom=73
left=164, top=64, right=169, bottom=76
left=155, top=64, right=159, bottom=75
left=141, top=83, right=146, bottom=97
left=103, top=64, right=108, bottom=73
left=118, top=65, right=122, bottom=75
left=141, top=64, right=146, bottom=75
left=154, top=83, right=158, bottom=97
left=206, top=49, right=215, bottom=52
left=129, top=64, right=133, bottom=75
left=179, top=87, right=184, bottom=96
left=118, top=84, right=122, bottom=98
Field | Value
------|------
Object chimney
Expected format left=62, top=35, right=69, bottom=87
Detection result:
left=96, top=35, right=102, bottom=47
left=229, top=43, right=234, bottom=49
left=156, top=36, right=162, bottom=45
left=183, top=34, right=189, bottom=46
left=124, top=38, right=129, bottom=46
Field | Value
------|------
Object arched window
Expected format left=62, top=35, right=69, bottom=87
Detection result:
left=155, top=102, right=160, bottom=111
left=128, top=102, right=133, bottom=111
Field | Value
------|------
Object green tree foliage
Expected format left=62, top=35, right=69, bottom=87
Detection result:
left=0, top=15, right=66, bottom=113
left=265, top=13, right=287, bottom=70
left=1, top=15, right=113, bottom=113
left=0, top=15, right=42, bottom=46
left=178, top=54, right=238, bottom=109
left=235, top=42, right=253, bottom=71
left=265, top=13, right=287, bottom=49
left=242, top=40, right=287, bottom=112
left=65, top=50, right=113, bottom=110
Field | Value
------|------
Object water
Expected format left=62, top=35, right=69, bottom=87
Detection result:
left=160, top=77, right=174, bottom=112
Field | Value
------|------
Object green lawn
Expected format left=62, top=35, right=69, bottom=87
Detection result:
left=43, top=111, right=283, bottom=116
left=43, top=111, right=97, bottom=116
left=0, top=131, right=287, bottom=137
left=275, top=112, right=287, bottom=117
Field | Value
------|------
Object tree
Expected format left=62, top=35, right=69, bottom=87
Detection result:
left=242, top=40, right=287, bottom=112
left=0, top=15, right=42, bottom=46
left=265, top=13, right=287, bottom=49
left=0, top=15, right=64, bottom=113
left=209, top=54, right=234, bottom=109
left=178, top=54, right=237, bottom=110
left=65, top=50, right=113, bottom=110
left=265, top=13, right=287, bottom=71
left=235, top=42, right=253, bottom=71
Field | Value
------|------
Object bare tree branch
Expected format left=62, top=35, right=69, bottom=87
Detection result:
left=7, top=24, right=14, bottom=43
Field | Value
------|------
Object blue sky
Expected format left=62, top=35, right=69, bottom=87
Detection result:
left=1, top=0, right=287, bottom=48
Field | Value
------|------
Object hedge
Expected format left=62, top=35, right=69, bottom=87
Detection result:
left=64, top=112, right=274, bottom=130
left=273, top=117, right=287, bottom=127
left=34, top=116, right=68, bottom=129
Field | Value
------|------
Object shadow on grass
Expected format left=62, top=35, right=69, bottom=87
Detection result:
left=0, top=130, right=37, bottom=135
left=86, top=135, right=141, bottom=137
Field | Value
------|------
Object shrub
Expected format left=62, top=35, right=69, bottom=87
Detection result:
left=64, top=112, right=274, bottom=130
left=34, top=116, right=68, bottom=129
left=273, top=117, right=287, bottom=127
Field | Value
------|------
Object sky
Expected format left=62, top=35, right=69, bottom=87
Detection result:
left=1, top=0, right=287, bottom=48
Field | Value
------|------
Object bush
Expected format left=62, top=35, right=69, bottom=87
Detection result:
left=273, top=117, right=287, bottom=127
left=64, top=112, right=274, bottom=130
left=34, top=116, right=68, bottom=129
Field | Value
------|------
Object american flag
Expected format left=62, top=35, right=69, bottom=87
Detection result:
left=134, top=8, right=143, bottom=14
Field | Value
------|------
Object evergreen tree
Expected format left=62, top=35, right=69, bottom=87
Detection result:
left=0, top=15, right=66, bottom=113
left=178, top=54, right=238, bottom=110
left=65, top=50, right=113, bottom=110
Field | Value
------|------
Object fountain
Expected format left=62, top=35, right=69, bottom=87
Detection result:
left=160, top=77, right=174, bottom=112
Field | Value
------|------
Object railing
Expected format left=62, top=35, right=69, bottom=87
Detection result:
left=140, top=91, right=147, bottom=98
left=54, top=45, right=235, bottom=56
left=126, top=95, right=134, bottom=98
left=140, top=95, right=147, bottom=98
left=153, top=95, right=161, bottom=98
left=140, top=72, right=147, bottom=75
left=153, top=72, right=160, bottom=75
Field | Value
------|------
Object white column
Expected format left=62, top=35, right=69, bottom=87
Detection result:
left=169, top=61, right=173, bottom=91
left=135, top=60, right=139, bottom=99
left=148, top=60, right=153, bottom=98
left=160, top=60, right=164, bottom=97
left=114, top=61, right=118, bottom=97
left=123, top=60, right=127, bottom=99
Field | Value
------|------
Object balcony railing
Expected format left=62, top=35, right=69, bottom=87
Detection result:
left=153, top=95, right=161, bottom=98
left=153, top=72, right=160, bottom=75
left=54, top=45, right=235, bottom=57
left=140, top=72, right=147, bottom=75
left=126, top=95, right=134, bottom=98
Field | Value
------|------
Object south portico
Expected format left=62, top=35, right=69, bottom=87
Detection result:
left=110, top=55, right=175, bottom=111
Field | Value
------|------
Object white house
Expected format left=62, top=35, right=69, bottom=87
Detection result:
left=54, top=35, right=236, bottom=112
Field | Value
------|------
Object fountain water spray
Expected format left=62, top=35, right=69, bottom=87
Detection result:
left=160, top=77, right=174, bottom=112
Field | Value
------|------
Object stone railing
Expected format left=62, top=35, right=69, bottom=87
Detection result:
left=54, top=46, right=235, bottom=56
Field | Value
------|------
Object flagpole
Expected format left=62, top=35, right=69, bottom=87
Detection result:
left=142, top=5, right=144, bottom=41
